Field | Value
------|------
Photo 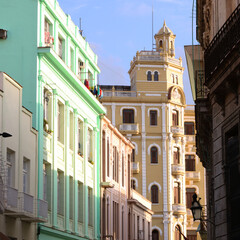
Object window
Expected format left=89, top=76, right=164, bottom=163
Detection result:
left=88, top=187, right=93, bottom=226
left=87, top=129, right=93, bottom=162
left=152, top=229, right=159, bottom=240
left=131, top=149, right=135, bottom=162
left=184, top=122, right=194, bottom=135
left=57, top=101, right=64, bottom=143
left=131, top=179, right=136, bottom=190
left=122, top=153, right=124, bottom=187
left=147, top=71, right=152, bottom=81
left=58, top=37, right=63, bottom=59
left=186, top=188, right=195, bottom=208
left=170, top=41, right=173, bottom=49
left=148, top=222, right=150, bottom=240
left=113, top=201, right=119, bottom=239
left=122, top=206, right=124, bottom=239
left=102, top=131, right=106, bottom=181
left=159, top=40, right=163, bottom=48
left=7, top=148, right=15, bottom=187
left=44, top=18, right=53, bottom=45
left=172, top=110, right=179, bottom=126
left=172, top=74, right=175, bottom=83
left=137, top=216, right=140, bottom=240
left=112, top=147, right=119, bottom=182
left=77, top=119, right=83, bottom=156
left=142, top=219, right=145, bottom=239
left=78, top=181, right=83, bottom=222
left=174, top=182, right=180, bottom=204
left=23, top=157, right=30, bottom=194
left=57, top=170, right=64, bottom=215
left=151, top=185, right=159, bottom=203
left=43, top=89, right=52, bottom=133
left=70, top=48, right=74, bottom=71
left=69, top=176, right=73, bottom=219
left=107, top=138, right=110, bottom=177
left=154, top=71, right=159, bottom=81
left=185, top=155, right=195, bottom=171
left=173, top=147, right=180, bottom=164
left=187, top=230, right=197, bottom=240
left=43, top=163, right=51, bottom=210
left=123, top=109, right=134, bottom=123
left=151, top=147, right=158, bottom=164
left=150, top=110, right=157, bottom=126
left=78, top=60, right=84, bottom=80
left=69, top=111, right=74, bottom=150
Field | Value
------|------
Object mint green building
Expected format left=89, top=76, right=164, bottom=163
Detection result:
left=0, top=0, right=105, bottom=239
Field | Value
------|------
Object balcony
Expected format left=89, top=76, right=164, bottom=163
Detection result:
left=171, top=164, right=185, bottom=175
left=103, top=90, right=137, bottom=97
left=119, top=123, right=139, bottom=134
left=185, top=171, right=201, bottom=181
left=131, top=162, right=140, bottom=174
left=171, top=126, right=184, bottom=136
left=205, top=4, right=240, bottom=82
left=172, top=204, right=186, bottom=215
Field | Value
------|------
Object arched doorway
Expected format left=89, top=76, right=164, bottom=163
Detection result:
left=152, top=229, right=159, bottom=240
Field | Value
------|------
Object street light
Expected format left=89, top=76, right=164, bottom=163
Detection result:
left=0, top=132, right=12, bottom=138
left=190, top=193, right=203, bottom=221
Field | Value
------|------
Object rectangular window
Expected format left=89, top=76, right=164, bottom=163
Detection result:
left=43, top=163, right=51, bottom=210
left=57, top=101, right=64, bottom=143
left=131, top=149, right=135, bottom=162
left=122, top=153, right=124, bottom=186
left=58, top=36, right=65, bottom=60
left=172, top=110, right=178, bottom=126
left=88, top=187, right=93, bottom=226
left=69, top=176, right=73, bottom=219
left=87, top=129, right=93, bottom=162
left=184, top=122, right=194, bottom=135
left=107, top=138, right=110, bottom=177
left=70, top=48, right=74, bottom=72
left=44, top=18, right=53, bottom=45
left=23, top=157, right=30, bottom=194
left=102, top=131, right=106, bottom=181
left=185, top=155, right=195, bottom=171
left=43, top=89, right=52, bottom=133
left=174, top=182, right=180, bottom=204
left=57, top=170, right=64, bottom=215
left=7, top=148, right=15, bottom=187
left=77, top=119, right=83, bottom=156
left=69, top=111, right=74, bottom=150
left=187, top=231, right=197, bottom=240
left=150, top=110, right=157, bottom=126
left=142, top=219, right=145, bottom=239
left=137, top=216, right=140, bottom=240
left=186, top=188, right=195, bottom=208
left=173, top=147, right=180, bottom=164
left=78, top=60, right=85, bottom=80
left=123, top=109, right=134, bottom=123
left=78, top=181, right=83, bottom=222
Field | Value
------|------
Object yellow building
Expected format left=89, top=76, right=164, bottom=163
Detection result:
left=100, top=22, right=206, bottom=240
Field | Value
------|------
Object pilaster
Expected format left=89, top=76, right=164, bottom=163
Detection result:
left=112, top=103, right=116, bottom=126
left=141, top=104, right=146, bottom=197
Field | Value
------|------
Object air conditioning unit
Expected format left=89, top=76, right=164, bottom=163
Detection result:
left=79, top=62, right=85, bottom=69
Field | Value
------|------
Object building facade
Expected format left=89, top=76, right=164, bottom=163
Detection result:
left=100, top=22, right=206, bottom=239
left=0, top=72, right=47, bottom=239
left=185, top=1, right=240, bottom=239
left=100, top=116, right=152, bottom=240
left=0, top=0, right=105, bottom=239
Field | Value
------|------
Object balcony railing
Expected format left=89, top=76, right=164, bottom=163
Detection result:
left=119, top=123, right=139, bottom=134
left=185, top=171, right=201, bottom=181
left=171, top=164, right=185, bottom=175
left=172, top=204, right=186, bottom=214
left=103, top=91, right=137, bottom=97
left=131, top=162, right=140, bottom=174
left=205, top=4, right=240, bottom=82
left=171, top=126, right=184, bottom=136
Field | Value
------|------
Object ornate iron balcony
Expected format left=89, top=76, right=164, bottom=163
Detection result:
left=205, top=4, right=240, bottom=82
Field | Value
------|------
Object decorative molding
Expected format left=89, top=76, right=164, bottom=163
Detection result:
left=148, top=181, right=162, bottom=193
left=147, top=143, right=161, bottom=155
left=147, top=108, right=160, bottom=117
left=120, top=106, right=137, bottom=117
left=152, top=226, right=163, bottom=236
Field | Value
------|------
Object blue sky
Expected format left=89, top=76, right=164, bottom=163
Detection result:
left=58, top=0, right=196, bottom=104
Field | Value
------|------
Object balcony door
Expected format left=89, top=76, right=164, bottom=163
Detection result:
left=123, top=109, right=134, bottom=123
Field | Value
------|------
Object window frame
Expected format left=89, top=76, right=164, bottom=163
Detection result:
left=150, top=110, right=157, bottom=126
left=123, top=109, right=134, bottom=123
left=151, top=185, right=159, bottom=204
left=150, top=146, right=158, bottom=164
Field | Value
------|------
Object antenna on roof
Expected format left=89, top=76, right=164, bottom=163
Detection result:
left=79, top=18, right=83, bottom=36
left=152, top=1, right=154, bottom=51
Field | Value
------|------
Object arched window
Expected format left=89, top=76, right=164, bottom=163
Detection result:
left=147, top=71, right=152, bottom=81
left=174, top=182, right=181, bottom=204
left=131, top=179, right=136, bottom=190
left=175, top=225, right=182, bottom=240
left=154, top=71, right=159, bottom=81
left=152, top=229, right=159, bottom=240
left=151, top=185, right=159, bottom=203
left=151, top=147, right=158, bottom=164
left=159, top=40, right=163, bottom=48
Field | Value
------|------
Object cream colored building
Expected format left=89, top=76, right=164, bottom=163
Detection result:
left=0, top=72, right=47, bottom=239
left=101, top=116, right=152, bottom=240
left=100, top=22, right=206, bottom=240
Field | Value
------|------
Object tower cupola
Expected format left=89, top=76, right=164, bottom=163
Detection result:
left=154, top=21, right=176, bottom=57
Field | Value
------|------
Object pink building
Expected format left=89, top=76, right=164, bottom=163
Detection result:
left=100, top=117, right=152, bottom=240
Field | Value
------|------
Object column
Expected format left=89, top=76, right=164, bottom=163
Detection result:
left=112, top=103, right=116, bottom=126
left=83, top=118, right=89, bottom=238
left=52, top=89, right=58, bottom=228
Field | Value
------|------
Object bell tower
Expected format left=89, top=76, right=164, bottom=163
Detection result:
left=154, top=20, right=176, bottom=57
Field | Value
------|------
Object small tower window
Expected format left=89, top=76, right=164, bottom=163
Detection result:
left=151, top=147, right=158, bottom=163
left=151, top=185, right=159, bottom=203
left=147, top=71, right=152, bottom=81
left=154, top=71, right=159, bottom=81
left=172, top=74, right=175, bottom=83
left=170, top=41, right=173, bottom=49
left=159, top=40, right=163, bottom=48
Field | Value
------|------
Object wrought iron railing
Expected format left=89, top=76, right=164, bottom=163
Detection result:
left=205, top=4, right=240, bottom=82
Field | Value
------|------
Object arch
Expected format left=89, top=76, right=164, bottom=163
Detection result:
left=147, top=143, right=161, bottom=155
left=154, top=71, right=159, bottom=81
left=131, top=141, right=138, bottom=155
left=131, top=177, right=138, bottom=189
left=152, top=229, right=159, bottom=240
left=120, top=106, right=137, bottom=117
left=185, top=185, right=199, bottom=194
left=147, top=71, right=152, bottom=81
left=152, top=226, right=163, bottom=236
left=170, top=40, right=174, bottom=49
left=148, top=181, right=161, bottom=193
left=159, top=39, right=163, bottom=48
left=168, top=86, right=186, bottom=105
left=151, top=146, right=158, bottom=163
left=147, top=108, right=160, bottom=117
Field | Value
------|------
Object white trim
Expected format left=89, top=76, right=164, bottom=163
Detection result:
left=185, top=185, right=199, bottom=194
left=145, top=93, right=161, bottom=96
left=152, top=226, right=163, bottom=236
left=120, top=106, right=137, bottom=117
left=102, top=103, right=163, bottom=106
left=131, top=177, right=138, bottom=189
left=147, top=108, right=160, bottom=117
left=148, top=181, right=161, bottom=193
left=112, top=103, right=116, bottom=126
left=146, top=70, right=153, bottom=75
left=152, top=214, right=163, bottom=218
left=148, top=143, right=161, bottom=155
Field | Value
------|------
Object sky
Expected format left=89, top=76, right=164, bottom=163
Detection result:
left=58, top=0, right=196, bottom=104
